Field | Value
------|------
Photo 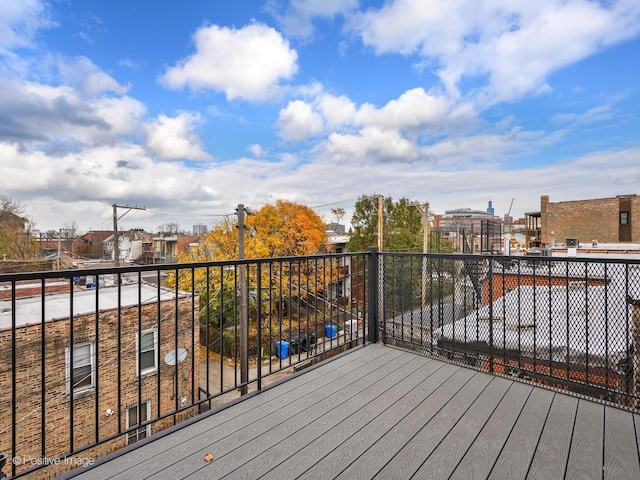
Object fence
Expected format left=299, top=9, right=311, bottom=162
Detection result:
left=0, top=252, right=368, bottom=478
left=3, top=248, right=640, bottom=477
left=381, top=252, right=640, bottom=408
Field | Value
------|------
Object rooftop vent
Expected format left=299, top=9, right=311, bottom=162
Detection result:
left=566, top=237, right=579, bottom=248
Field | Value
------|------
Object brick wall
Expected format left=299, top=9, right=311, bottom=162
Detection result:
left=482, top=273, right=607, bottom=306
left=541, top=194, right=639, bottom=245
left=0, top=296, right=199, bottom=478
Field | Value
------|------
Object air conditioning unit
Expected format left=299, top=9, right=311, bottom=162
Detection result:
left=565, top=237, right=579, bottom=248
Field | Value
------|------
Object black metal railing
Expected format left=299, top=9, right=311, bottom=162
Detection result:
left=381, top=252, right=640, bottom=409
left=0, top=252, right=368, bottom=478
left=3, top=248, right=640, bottom=478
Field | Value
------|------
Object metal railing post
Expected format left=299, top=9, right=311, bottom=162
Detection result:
left=367, top=247, right=379, bottom=343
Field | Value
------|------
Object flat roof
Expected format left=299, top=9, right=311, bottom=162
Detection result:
left=0, top=283, right=189, bottom=330
left=435, top=281, right=639, bottom=366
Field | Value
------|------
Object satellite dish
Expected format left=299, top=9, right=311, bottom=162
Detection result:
left=514, top=233, right=526, bottom=246
left=164, top=348, right=187, bottom=366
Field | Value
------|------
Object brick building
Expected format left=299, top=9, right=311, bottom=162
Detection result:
left=540, top=194, right=639, bottom=246
left=0, top=283, right=199, bottom=478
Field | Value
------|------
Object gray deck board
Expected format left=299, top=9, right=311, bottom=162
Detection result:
left=526, top=392, right=578, bottom=480
left=448, top=380, right=533, bottom=480
left=83, top=344, right=395, bottom=479
left=63, top=344, right=640, bottom=480
left=233, top=352, right=442, bottom=479
left=565, top=400, right=604, bottom=480
left=411, top=376, right=513, bottom=480
left=487, top=386, right=555, bottom=480
left=603, top=405, right=640, bottom=480
left=333, top=367, right=477, bottom=479
left=372, top=371, right=492, bottom=480
left=296, top=362, right=462, bottom=480
left=122, top=346, right=411, bottom=479
left=179, top=350, right=422, bottom=480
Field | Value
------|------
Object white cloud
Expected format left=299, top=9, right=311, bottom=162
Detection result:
left=0, top=76, right=145, bottom=147
left=553, top=105, right=614, bottom=126
left=318, top=94, right=357, bottom=129
left=0, top=0, right=54, bottom=52
left=277, top=100, right=324, bottom=143
left=276, top=85, right=483, bottom=162
left=356, top=87, right=478, bottom=136
left=160, top=22, right=298, bottom=102
left=326, top=126, right=421, bottom=163
left=267, top=0, right=358, bottom=39
left=56, top=56, right=130, bottom=96
left=354, top=1, right=640, bottom=105
left=248, top=144, right=264, bottom=157
left=145, top=112, right=213, bottom=161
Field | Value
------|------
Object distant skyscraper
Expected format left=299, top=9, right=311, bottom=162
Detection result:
left=487, top=200, right=494, bottom=216
left=193, top=224, right=208, bottom=235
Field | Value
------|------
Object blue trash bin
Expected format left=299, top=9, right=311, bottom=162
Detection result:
left=325, top=325, right=337, bottom=339
left=275, top=340, right=290, bottom=359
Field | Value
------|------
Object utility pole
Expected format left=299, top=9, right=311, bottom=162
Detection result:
left=410, top=201, right=430, bottom=306
left=57, top=229, right=61, bottom=270
left=377, top=195, right=384, bottom=251
left=112, top=204, right=146, bottom=266
left=408, top=201, right=430, bottom=252
left=236, top=204, right=256, bottom=396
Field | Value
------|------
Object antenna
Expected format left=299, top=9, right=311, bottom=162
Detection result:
left=163, top=348, right=187, bottom=366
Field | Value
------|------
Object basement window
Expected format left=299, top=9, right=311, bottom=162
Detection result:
left=126, top=401, right=151, bottom=444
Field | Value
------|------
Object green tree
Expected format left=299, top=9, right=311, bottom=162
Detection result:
left=347, top=194, right=424, bottom=252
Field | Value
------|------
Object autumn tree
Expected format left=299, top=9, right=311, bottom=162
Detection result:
left=0, top=195, right=39, bottom=260
left=173, top=200, right=332, bottom=330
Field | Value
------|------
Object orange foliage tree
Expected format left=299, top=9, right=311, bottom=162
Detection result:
left=172, top=200, right=333, bottom=332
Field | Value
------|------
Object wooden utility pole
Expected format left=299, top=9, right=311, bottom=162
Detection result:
left=410, top=201, right=430, bottom=306
left=112, top=204, right=146, bottom=266
left=237, top=204, right=249, bottom=395
left=377, top=195, right=384, bottom=251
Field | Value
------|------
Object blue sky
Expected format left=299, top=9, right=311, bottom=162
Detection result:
left=1, top=0, right=639, bottom=234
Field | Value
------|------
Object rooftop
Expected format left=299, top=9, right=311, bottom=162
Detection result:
left=64, top=344, right=640, bottom=480
left=0, top=282, right=187, bottom=330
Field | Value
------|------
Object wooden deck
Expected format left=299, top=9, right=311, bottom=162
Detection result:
left=64, top=344, right=640, bottom=480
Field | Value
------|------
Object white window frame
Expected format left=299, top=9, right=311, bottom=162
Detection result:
left=136, top=329, right=158, bottom=376
left=126, top=401, right=151, bottom=445
left=65, top=342, right=95, bottom=394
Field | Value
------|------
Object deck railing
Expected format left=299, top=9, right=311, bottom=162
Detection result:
left=0, top=252, right=369, bottom=478
left=2, top=248, right=640, bottom=477
left=380, top=252, right=640, bottom=409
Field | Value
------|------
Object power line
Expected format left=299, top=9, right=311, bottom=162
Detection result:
left=146, top=208, right=232, bottom=218
left=310, top=197, right=359, bottom=209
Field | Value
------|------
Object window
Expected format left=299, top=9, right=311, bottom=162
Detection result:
left=137, top=330, right=157, bottom=375
left=66, top=342, right=95, bottom=393
left=620, top=211, right=629, bottom=225
left=126, top=401, right=151, bottom=444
